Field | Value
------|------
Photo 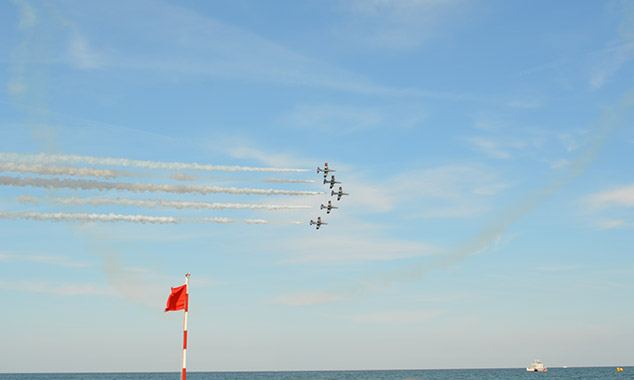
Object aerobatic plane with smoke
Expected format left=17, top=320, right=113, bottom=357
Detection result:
left=323, top=175, right=341, bottom=189
left=331, top=186, right=348, bottom=201
left=309, top=217, right=327, bottom=230
left=316, top=163, right=335, bottom=179
left=0, top=152, right=317, bottom=226
left=320, top=200, right=338, bottom=214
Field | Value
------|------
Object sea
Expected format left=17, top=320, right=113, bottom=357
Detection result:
left=0, top=367, right=631, bottom=380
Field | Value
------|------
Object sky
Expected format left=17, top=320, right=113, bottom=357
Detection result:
left=1, top=0, right=634, bottom=373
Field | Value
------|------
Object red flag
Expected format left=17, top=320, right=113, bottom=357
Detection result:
left=165, top=284, right=187, bottom=312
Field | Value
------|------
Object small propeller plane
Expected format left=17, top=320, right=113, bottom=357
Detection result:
left=317, top=163, right=335, bottom=178
left=331, top=186, right=349, bottom=201
left=320, top=200, right=338, bottom=214
left=309, top=217, right=327, bottom=229
left=323, top=175, right=341, bottom=189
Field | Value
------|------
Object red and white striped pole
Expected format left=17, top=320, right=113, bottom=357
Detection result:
left=181, top=273, right=190, bottom=380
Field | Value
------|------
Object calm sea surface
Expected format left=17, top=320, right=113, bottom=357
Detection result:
left=1, top=368, right=631, bottom=380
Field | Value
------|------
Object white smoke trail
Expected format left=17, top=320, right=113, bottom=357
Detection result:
left=16, top=195, right=313, bottom=210
left=0, top=162, right=140, bottom=179
left=0, top=152, right=309, bottom=173
left=263, top=178, right=316, bottom=183
left=370, top=88, right=634, bottom=289
left=1, top=176, right=324, bottom=196
left=169, top=173, right=197, bottom=181
left=0, top=210, right=288, bottom=224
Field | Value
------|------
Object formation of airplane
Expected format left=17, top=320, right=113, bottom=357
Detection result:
left=320, top=201, right=338, bottom=214
left=331, top=186, right=349, bottom=201
left=309, top=217, right=327, bottom=230
left=323, top=175, right=341, bottom=189
left=311, top=163, right=350, bottom=229
left=316, top=162, right=335, bottom=179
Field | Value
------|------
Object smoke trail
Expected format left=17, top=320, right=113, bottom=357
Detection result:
left=375, top=88, right=634, bottom=288
left=0, top=162, right=140, bottom=179
left=17, top=195, right=313, bottom=210
left=1, top=175, right=324, bottom=196
left=0, top=210, right=278, bottom=224
left=169, top=173, right=197, bottom=181
left=0, top=152, right=309, bottom=173
left=263, top=178, right=316, bottom=183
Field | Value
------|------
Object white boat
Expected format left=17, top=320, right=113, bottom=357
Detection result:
left=526, top=359, right=547, bottom=372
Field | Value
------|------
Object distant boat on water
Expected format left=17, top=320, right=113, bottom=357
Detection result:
left=526, top=359, right=547, bottom=372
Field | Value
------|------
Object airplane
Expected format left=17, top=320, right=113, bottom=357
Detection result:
left=316, top=162, right=335, bottom=178
left=309, top=217, right=328, bottom=229
left=331, top=186, right=349, bottom=201
left=323, top=175, right=341, bottom=189
left=320, top=200, right=338, bottom=214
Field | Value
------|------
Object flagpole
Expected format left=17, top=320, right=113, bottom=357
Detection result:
left=181, top=273, right=190, bottom=380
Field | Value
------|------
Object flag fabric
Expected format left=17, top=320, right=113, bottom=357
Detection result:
left=165, top=284, right=187, bottom=312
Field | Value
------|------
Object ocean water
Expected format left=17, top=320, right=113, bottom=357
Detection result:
left=0, top=368, right=631, bottom=380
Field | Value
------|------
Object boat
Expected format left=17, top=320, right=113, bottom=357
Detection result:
left=526, top=359, right=547, bottom=372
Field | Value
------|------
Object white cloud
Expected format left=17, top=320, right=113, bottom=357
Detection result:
left=68, top=32, right=105, bottom=70
left=582, top=185, right=634, bottom=230
left=585, top=184, right=634, bottom=209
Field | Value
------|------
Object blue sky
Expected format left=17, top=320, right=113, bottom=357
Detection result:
left=1, top=0, right=634, bottom=373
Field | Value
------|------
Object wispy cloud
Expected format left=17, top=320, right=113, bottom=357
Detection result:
left=68, top=31, right=106, bottom=70
left=344, top=309, right=446, bottom=324
left=588, top=41, right=634, bottom=89
left=51, top=0, right=393, bottom=95
left=0, top=279, right=116, bottom=297
left=585, top=184, right=634, bottom=209
left=11, top=0, right=37, bottom=30
left=270, top=292, right=347, bottom=306
left=388, top=165, right=511, bottom=218
left=0, top=252, right=93, bottom=268
left=517, top=41, right=634, bottom=89
left=535, top=265, right=578, bottom=272
left=280, top=104, right=383, bottom=133
left=280, top=233, right=433, bottom=265
left=594, top=219, right=627, bottom=230
left=464, top=137, right=514, bottom=159
left=334, top=0, right=470, bottom=51
left=279, top=102, right=429, bottom=134
left=41, top=0, right=510, bottom=106
left=516, top=0, right=634, bottom=88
